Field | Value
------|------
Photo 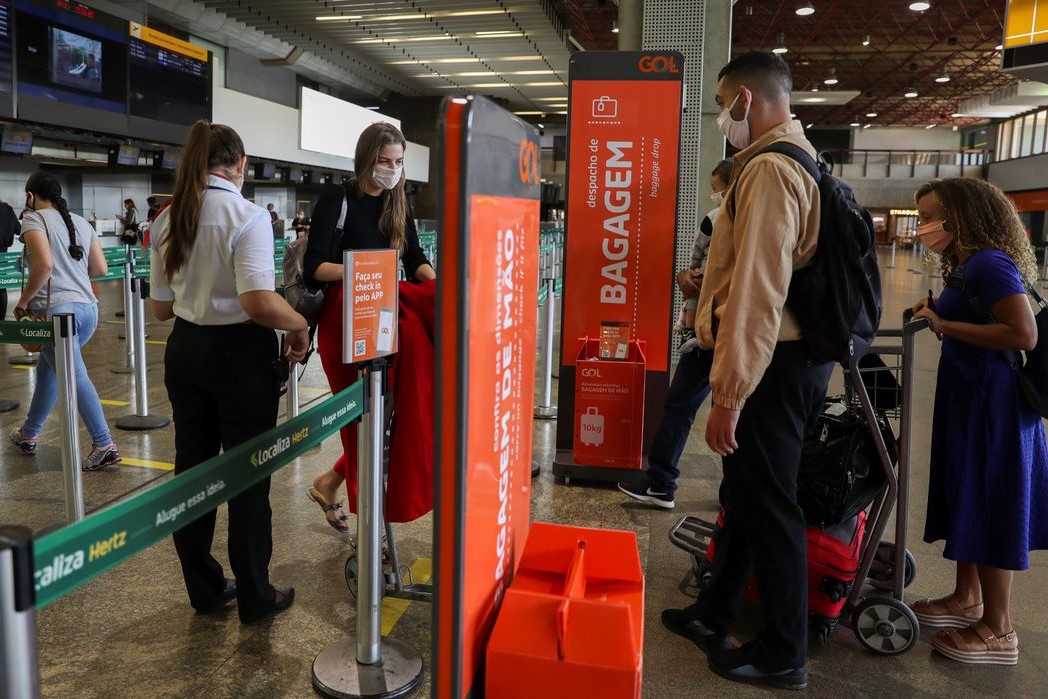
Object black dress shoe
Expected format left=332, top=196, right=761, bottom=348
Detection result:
left=709, top=642, right=808, bottom=690
left=661, top=606, right=729, bottom=654
left=196, top=579, right=237, bottom=615
left=241, top=586, right=295, bottom=625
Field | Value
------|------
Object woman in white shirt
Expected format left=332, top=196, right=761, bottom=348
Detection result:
left=150, top=120, right=308, bottom=624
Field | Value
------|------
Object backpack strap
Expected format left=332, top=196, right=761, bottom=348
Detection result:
left=728, top=141, right=823, bottom=218
left=946, top=265, right=1026, bottom=371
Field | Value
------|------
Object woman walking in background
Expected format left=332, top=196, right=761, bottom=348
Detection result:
left=9, top=172, right=120, bottom=470
left=910, top=177, right=1048, bottom=665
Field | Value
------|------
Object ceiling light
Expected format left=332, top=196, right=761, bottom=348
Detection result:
left=475, top=30, right=520, bottom=36
left=513, top=111, right=543, bottom=115
left=863, top=124, right=872, bottom=129
left=850, top=121, right=861, bottom=127
left=995, top=44, right=1003, bottom=51
left=935, top=74, right=950, bottom=83
left=909, top=1, right=931, bottom=10
left=790, top=112, right=796, bottom=117
left=795, top=2, right=815, bottom=16
left=364, top=14, right=426, bottom=21
left=800, top=97, right=827, bottom=103
left=537, top=123, right=544, bottom=129
left=810, top=86, right=820, bottom=92
left=451, top=97, right=469, bottom=104
left=952, top=125, right=958, bottom=131
left=773, top=33, right=788, bottom=54
left=824, top=68, right=838, bottom=86
left=951, top=112, right=963, bottom=117
left=352, top=36, right=452, bottom=44
left=315, top=14, right=362, bottom=21
left=866, top=112, right=877, bottom=117
left=904, top=89, right=918, bottom=98
left=925, top=124, right=936, bottom=129
left=365, top=106, right=381, bottom=111
left=612, top=21, right=619, bottom=34
left=444, top=10, right=504, bottom=17
left=805, top=123, right=814, bottom=129
left=862, top=34, right=870, bottom=47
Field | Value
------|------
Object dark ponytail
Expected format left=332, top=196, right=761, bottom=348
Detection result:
left=166, top=120, right=246, bottom=281
left=25, top=172, right=83, bottom=260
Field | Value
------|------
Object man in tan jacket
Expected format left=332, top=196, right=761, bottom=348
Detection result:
left=661, top=52, right=833, bottom=690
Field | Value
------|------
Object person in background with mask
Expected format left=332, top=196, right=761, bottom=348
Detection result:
left=660, top=52, right=829, bottom=691
left=9, top=172, right=120, bottom=469
left=150, top=120, right=309, bottom=624
left=291, top=209, right=310, bottom=237
left=617, top=157, right=732, bottom=510
left=0, top=195, right=19, bottom=319
left=909, top=178, right=1048, bottom=666
left=303, top=121, right=435, bottom=532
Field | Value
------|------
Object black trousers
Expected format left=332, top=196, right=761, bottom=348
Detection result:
left=165, top=318, right=280, bottom=623
left=696, top=341, right=832, bottom=668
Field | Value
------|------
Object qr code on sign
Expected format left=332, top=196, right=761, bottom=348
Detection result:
left=354, top=339, right=366, bottom=356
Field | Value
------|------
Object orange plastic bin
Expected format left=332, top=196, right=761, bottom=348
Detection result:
left=485, top=522, right=644, bottom=699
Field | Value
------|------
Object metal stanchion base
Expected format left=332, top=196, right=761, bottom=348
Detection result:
left=115, top=413, right=170, bottom=431
left=118, top=333, right=149, bottom=340
left=531, top=460, right=541, bottom=478
left=312, top=637, right=423, bottom=699
left=9, top=354, right=36, bottom=366
left=0, top=398, right=18, bottom=413
left=534, top=405, right=558, bottom=419
left=111, top=366, right=135, bottom=374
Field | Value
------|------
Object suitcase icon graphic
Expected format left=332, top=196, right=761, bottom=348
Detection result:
left=591, top=96, right=618, bottom=118
left=580, top=407, right=605, bottom=446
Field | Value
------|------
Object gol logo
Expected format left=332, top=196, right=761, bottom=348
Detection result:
left=639, top=55, right=680, bottom=74
left=519, top=138, right=540, bottom=185
left=581, top=367, right=602, bottom=378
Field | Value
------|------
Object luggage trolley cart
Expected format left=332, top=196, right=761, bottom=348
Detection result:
left=668, top=315, right=930, bottom=655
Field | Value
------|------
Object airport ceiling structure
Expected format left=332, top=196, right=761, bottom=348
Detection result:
left=121, top=0, right=1027, bottom=129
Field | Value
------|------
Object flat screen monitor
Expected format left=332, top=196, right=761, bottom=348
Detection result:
left=15, top=0, right=129, bottom=134
left=116, top=143, right=138, bottom=165
left=161, top=147, right=181, bottom=169
left=128, top=22, right=209, bottom=127
left=0, top=127, right=32, bottom=154
left=288, top=166, right=302, bottom=184
left=0, top=0, right=14, bottom=118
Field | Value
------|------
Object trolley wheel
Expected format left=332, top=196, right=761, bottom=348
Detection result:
left=344, top=553, right=358, bottom=601
left=851, top=597, right=920, bottom=655
left=692, top=556, right=713, bottom=589
left=868, top=542, right=917, bottom=591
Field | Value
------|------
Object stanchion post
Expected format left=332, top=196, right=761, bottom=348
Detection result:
left=887, top=241, right=896, bottom=269
left=286, top=358, right=301, bottom=420
left=53, top=313, right=84, bottom=522
left=535, top=278, right=557, bottom=419
left=115, top=278, right=169, bottom=431
left=112, top=250, right=135, bottom=375
left=357, top=361, right=383, bottom=665
left=312, top=359, right=422, bottom=699
left=0, top=526, right=40, bottom=699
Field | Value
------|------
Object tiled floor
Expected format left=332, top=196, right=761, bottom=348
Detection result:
left=1, top=248, right=1046, bottom=698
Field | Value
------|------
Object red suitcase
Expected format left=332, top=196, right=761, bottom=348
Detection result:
left=699, top=509, right=867, bottom=644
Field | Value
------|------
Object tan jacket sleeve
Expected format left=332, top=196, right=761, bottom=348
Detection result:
left=710, top=158, right=809, bottom=410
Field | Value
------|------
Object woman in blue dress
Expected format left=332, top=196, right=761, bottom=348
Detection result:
left=910, top=177, right=1048, bottom=665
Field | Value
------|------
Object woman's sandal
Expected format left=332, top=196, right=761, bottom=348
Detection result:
left=932, top=622, right=1019, bottom=666
left=910, top=596, right=983, bottom=629
left=307, top=487, right=349, bottom=532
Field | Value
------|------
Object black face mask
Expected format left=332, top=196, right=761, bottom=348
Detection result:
left=24, top=195, right=34, bottom=212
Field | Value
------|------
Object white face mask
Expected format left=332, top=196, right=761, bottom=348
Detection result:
left=716, top=91, right=751, bottom=149
left=372, top=164, right=403, bottom=190
left=710, top=190, right=725, bottom=204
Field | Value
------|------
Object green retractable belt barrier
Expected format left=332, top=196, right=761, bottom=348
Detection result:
left=31, top=380, right=364, bottom=608
left=0, top=320, right=54, bottom=346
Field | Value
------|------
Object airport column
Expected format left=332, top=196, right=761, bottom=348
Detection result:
left=643, top=0, right=728, bottom=362
left=618, top=0, right=643, bottom=51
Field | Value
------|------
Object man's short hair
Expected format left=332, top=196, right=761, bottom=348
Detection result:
left=718, top=52, right=792, bottom=100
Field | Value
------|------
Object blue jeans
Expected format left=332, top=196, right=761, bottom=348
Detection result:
left=22, top=302, right=114, bottom=447
left=646, top=348, right=714, bottom=493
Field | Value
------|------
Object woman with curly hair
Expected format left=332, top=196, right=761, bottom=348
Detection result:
left=910, top=177, right=1048, bottom=666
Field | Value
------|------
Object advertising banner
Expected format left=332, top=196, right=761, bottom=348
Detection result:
left=341, top=248, right=399, bottom=363
left=434, top=96, right=540, bottom=699
left=555, top=51, right=684, bottom=480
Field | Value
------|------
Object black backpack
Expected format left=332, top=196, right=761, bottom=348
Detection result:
left=732, top=143, right=883, bottom=363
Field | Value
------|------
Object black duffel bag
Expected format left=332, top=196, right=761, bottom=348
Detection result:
left=797, top=400, right=897, bottom=527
